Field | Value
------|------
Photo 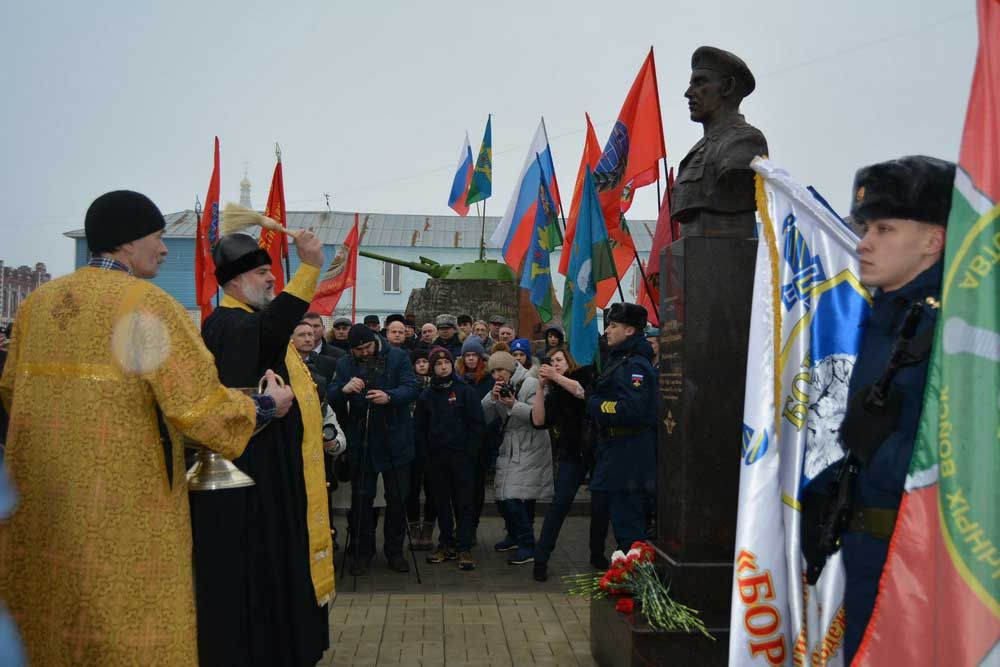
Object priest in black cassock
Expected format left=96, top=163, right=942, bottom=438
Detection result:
left=191, top=231, right=335, bottom=667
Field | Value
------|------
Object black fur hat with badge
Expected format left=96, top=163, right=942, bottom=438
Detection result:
left=605, top=302, right=648, bottom=330
left=850, top=156, right=955, bottom=227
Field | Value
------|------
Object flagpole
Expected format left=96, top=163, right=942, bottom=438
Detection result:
left=610, top=231, right=627, bottom=302
left=656, top=169, right=662, bottom=213
left=633, top=247, right=660, bottom=322
left=478, top=200, right=486, bottom=261
left=277, top=142, right=291, bottom=284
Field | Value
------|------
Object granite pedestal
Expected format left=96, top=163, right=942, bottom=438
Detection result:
left=657, top=235, right=757, bottom=663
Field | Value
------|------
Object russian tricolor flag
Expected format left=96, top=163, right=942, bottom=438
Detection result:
left=447, top=132, right=474, bottom=216
left=490, top=118, right=561, bottom=272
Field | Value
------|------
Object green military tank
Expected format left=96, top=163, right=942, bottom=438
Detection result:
left=359, top=251, right=557, bottom=335
left=358, top=251, right=515, bottom=281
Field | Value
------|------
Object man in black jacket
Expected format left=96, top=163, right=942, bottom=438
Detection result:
left=329, top=317, right=353, bottom=353
left=328, top=325, right=420, bottom=575
left=432, top=314, right=463, bottom=358
left=414, top=346, right=486, bottom=571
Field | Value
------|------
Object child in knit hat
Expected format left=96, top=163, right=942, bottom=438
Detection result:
left=414, top=347, right=486, bottom=571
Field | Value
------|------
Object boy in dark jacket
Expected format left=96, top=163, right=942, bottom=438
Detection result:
left=414, top=346, right=486, bottom=570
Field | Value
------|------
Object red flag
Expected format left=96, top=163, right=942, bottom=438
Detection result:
left=637, top=167, right=676, bottom=326
left=309, top=214, right=359, bottom=315
left=261, top=158, right=287, bottom=293
left=195, top=137, right=221, bottom=323
left=558, top=113, right=604, bottom=276
left=593, top=47, right=668, bottom=306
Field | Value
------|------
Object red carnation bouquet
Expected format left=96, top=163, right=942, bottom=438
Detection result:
left=565, top=541, right=712, bottom=638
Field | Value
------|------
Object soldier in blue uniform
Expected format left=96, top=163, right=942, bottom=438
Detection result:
left=803, top=155, right=953, bottom=663
left=586, top=303, right=659, bottom=551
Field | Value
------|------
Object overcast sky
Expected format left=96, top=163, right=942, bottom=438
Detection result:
left=1, top=0, right=978, bottom=277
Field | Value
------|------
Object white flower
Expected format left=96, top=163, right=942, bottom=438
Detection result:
left=611, top=550, right=627, bottom=564
left=626, top=548, right=642, bottom=560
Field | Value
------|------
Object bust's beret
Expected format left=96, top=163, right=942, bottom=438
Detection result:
left=692, top=46, right=755, bottom=98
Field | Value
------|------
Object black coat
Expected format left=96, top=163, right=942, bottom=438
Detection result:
left=806, top=261, right=943, bottom=662
left=197, top=290, right=328, bottom=666
left=304, top=351, right=338, bottom=405
left=586, top=334, right=658, bottom=493
left=315, top=339, right=345, bottom=361
left=327, top=339, right=420, bottom=473
left=431, top=335, right=463, bottom=358
left=537, top=366, right=594, bottom=463
left=413, top=375, right=486, bottom=455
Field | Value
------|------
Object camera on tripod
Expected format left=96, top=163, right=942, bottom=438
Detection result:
left=355, top=354, right=387, bottom=401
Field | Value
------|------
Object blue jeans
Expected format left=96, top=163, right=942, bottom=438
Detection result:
left=498, top=499, right=536, bottom=550
left=349, top=460, right=411, bottom=560
left=536, top=459, right=609, bottom=563
left=591, top=490, right=645, bottom=552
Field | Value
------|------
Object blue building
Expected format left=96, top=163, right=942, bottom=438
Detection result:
left=66, top=210, right=654, bottom=324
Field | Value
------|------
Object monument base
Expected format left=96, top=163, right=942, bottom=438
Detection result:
left=590, top=596, right=728, bottom=667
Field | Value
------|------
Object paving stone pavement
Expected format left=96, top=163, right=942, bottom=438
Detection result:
left=320, top=515, right=608, bottom=666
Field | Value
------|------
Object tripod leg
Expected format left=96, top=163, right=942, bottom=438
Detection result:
left=338, top=516, right=351, bottom=580
left=392, top=464, right=422, bottom=584
left=350, top=458, right=368, bottom=594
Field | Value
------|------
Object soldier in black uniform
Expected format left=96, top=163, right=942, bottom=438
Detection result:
left=802, top=155, right=953, bottom=663
left=586, top=303, right=658, bottom=551
left=672, top=46, right=769, bottom=239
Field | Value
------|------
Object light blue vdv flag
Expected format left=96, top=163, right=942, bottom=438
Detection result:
left=564, top=167, right=614, bottom=365
left=519, top=156, right=562, bottom=322
left=729, top=158, right=872, bottom=667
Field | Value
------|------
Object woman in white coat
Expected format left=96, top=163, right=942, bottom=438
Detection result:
left=481, top=351, right=553, bottom=565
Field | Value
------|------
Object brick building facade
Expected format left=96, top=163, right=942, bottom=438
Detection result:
left=1, top=261, right=51, bottom=326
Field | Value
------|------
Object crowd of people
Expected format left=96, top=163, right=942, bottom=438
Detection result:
left=300, top=303, right=659, bottom=581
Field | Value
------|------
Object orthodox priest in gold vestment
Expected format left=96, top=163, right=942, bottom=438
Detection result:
left=0, top=191, right=292, bottom=666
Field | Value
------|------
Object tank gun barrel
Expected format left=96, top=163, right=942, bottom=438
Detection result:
left=358, top=250, right=448, bottom=278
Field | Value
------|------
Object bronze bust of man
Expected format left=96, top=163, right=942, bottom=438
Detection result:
left=671, top=46, right=768, bottom=239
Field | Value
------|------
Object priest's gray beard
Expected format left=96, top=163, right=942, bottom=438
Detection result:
left=240, top=281, right=274, bottom=310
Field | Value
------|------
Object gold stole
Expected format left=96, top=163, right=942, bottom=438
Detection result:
left=218, top=262, right=334, bottom=604
left=284, top=342, right=335, bottom=604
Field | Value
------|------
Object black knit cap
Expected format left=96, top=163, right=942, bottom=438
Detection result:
left=212, top=233, right=272, bottom=285
left=691, top=46, right=756, bottom=98
left=385, top=313, right=406, bottom=326
left=410, top=348, right=430, bottom=364
left=85, top=190, right=166, bottom=254
left=348, top=323, right=377, bottom=348
left=427, top=345, right=453, bottom=367
left=850, top=156, right=956, bottom=226
left=606, top=302, right=648, bottom=330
